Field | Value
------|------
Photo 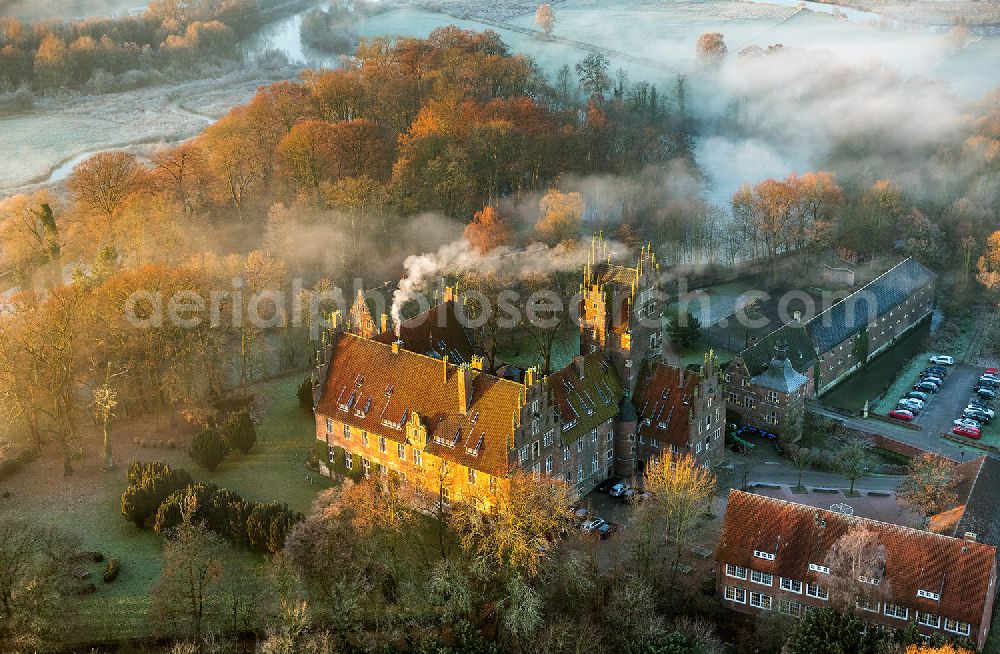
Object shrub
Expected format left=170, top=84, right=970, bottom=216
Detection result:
left=297, top=377, right=314, bottom=412
left=221, top=409, right=257, bottom=454
left=102, top=559, right=120, bottom=583
left=0, top=444, right=37, bottom=481
left=190, top=429, right=228, bottom=471
left=121, top=462, right=193, bottom=529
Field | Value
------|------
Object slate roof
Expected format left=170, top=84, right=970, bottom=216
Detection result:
left=718, top=491, right=997, bottom=626
left=372, top=300, right=476, bottom=363
left=752, top=354, right=810, bottom=393
left=953, top=456, right=1000, bottom=554
left=594, top=262, right=637, bottom=287
left=634, top=363, right=699, bottom=448
left=549, top=353, right=623, bottom=445
left=740, top=323, right=817, bottom=378
left=316, top=333, right=521, bottom=476
left=807, top=258, right=935, bottom=353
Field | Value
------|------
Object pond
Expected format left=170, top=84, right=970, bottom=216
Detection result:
left=820, top=319, right=932, bottom=413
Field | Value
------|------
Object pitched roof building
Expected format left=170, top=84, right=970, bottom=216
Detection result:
left=717, top=491, right=998, bottom=649
left=930, top=456, right=1000, bottom=559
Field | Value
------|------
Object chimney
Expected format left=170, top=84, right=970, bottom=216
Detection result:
left=775, top=340, right=789, bottom=361
left=573, top=355, right=585, bottom=379
left=793, top=310, right=802, bottom=323
left=391, top=340, right=401, bottom=354
left=471, top=355, right=484, bottom=371
left=380, top=313, right=388, bottom=334
left=442, top=355, right=449, bottom=384
left=457, top=364, right=473, bottom=414
left=965, top=532, right=978, bottom=543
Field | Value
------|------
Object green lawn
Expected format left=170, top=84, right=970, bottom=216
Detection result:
left=2, top=374, right=331, bottom=644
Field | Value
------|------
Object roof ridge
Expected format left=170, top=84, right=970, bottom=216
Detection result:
left=961, top=455, right=989, bottom=509
left=728, top=489, right=996, bottom=552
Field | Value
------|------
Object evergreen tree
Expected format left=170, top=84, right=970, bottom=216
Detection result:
left=190, top=429, right=228, bottom=471
left=789, top=608, right=883, bottom=654
left=221, top=408, right=257, bottom=453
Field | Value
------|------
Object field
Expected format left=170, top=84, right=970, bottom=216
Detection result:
left=0, top=374, right=331, bottom=643
left=0, top=0, right=144, bottom=21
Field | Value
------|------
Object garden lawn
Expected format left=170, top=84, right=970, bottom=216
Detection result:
left=0, top=373, right=330, bottom=644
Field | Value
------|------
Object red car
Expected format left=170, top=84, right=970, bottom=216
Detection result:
left=952, top=425, right=981, bottom=439
left=986, top=367, right=999, bottom=375
left=888, top=409, right=914, bottom=421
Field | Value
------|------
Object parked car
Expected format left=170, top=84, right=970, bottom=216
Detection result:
left=609, top=482, right=630, bottom=498
left=596, top=477, right=622, bottom=494
left=905, top=391, right=929, bottom=402
left=964, top=411, right=990, bottom=425
left=899, top=398, right=925, bottom=409
left=954, top=418, right=982, bottom=430
left=967, top=404, right=995, bottom=418
left=970, top=399, right=995, bottom=412
left=596, top=521, right=613, bottom=539
left=952, top=425, right=981, bottom=439
left=985, top=367, right=999, bottom=375
left=926, top=366, right=948, bottom=377
left=581, top=518, right=608, bottom=532
left=977, top=388, right=997, bottom=400
left=897, top=402, right=921, bottom=415
left=930, top=355, right=955, bottom=365
left=979, top=376, right=1000, bottom=386
left=918, top=374, right=944, bottom=386
left=888, top=409, right=914, bottom=421
left=914, top=381, right=939, bottom=393
left=570, top=506, right=589, bottom=523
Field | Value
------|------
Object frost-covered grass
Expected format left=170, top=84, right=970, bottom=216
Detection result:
left=0, top=0, right=144, bottom=21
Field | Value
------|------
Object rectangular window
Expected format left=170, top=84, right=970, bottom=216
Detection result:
left=441, top=487, right=450, bottom=504
left=753, top=550, right=775, bottom=561
left=780, top=578, right=802, bottom=593
left=532, top=441, right=540, bottom=458
left=532, top=399, right=539, bottom=413
left=563, top=446, right=570, bottom=461
left=944, top=619, right=971, bottom=636
left=591, top=453, right=598, bottom=473
left=468, top=467, right=476, bottom=485
left=725, top=564, right=748, bottom=580
left=578, top=463, right=583, bottom=480
left=489, top=475, right=497, bottom=493
left=728, top=392, right=738, bottom=403
left=378, top=436, right=386, bottom=453
left=724, top=586, right=747, bottom=604
left=651, top=438, right=658, bottom=448
left=916, top=589, right=940, bottom=601
left=577, top=440, right=583, bottom=453
left=808, top=563, right=830, bottom=574
left=345, top=452, right=353, bottom=470
left=543, top=430, right=553, bottom=447
left=532, top=418, right=540, bottom=435
left=362, top=458, right=371, bottom=477
left=857, top=598, right=880, bottom=613
left=917, top=612, right=941, bottom=628
left=606, top=448, right=614, bottom=461
left=413, top=449, right=422, bottom=466
left=362, top=431, right=369, bottom=447
left=397, top=443, right=405, bottom=460
left=325, top=418, right=333, bottom=433
left=546, top=456, right=553, bottom=474
left=590, top=430, right=598, bottom=444
left=343, top=424, right=351, bottom=440
left=883, top=604, right=908, bottom=620
left=805, top=584, right=828, bottom=600
left=751, top=570, right=773, bottom=586
left=607, top=431, right=613, bottom=443
left=532, top=463, right=540, bottom=480
left=519, top=446, right=528, bottom=463
left=766, top=391, right=778, bottom=403
left=777, top=599, right=802, bottom=617
left=749, top=592, right=772, bottom=610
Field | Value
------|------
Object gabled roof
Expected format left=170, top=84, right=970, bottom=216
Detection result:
left=740, top=323, right=817, bottom=378
left=634, top=363, right=699, bottom=448
left=718, top=491, right=997, bottom=625
left=953, top=456, right=1000, bottom=553
left=548, top=353, right=623, bottom=445
left=316, top=333, right=521, bottom=476
left=806, top=258, right=935, bottom=353
left=372, top=300, right=476, bottom=363
left=594, top=262, right=637, bottom=288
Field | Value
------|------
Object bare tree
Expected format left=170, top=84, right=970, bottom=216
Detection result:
left=897, top=453, right=958, bottom=522
left=535, top=4, right=555, bottom=38
left=824, top=525, right=889, bottom=611
left=643, top=453, right=716, bottom=579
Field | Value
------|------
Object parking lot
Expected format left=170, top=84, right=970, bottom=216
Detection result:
left=892, top=363, right=998, bottom=448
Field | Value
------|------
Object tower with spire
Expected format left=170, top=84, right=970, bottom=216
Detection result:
left=579, top=234, right=662, bottom=392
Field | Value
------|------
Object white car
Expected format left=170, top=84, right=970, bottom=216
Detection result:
left=899, top=398, right=925, bottom=409
left=581, top=518, right=607, bottom=532
left=968, top=405, right=996, bottom=418
left=930, top=355, right=955, bottom=365
left=954, top=418, right=982, bottom=429
left=609, top=482, right=630, bottom=498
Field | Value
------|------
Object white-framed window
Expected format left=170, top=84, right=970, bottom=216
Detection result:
left=805, top=584, right=828, bottom=600
left=532, top=399, right=539, bottom=413
left=606, top=448, right=613, bottom=461
left=724, top=586, right=747, bottom=604
left=519, top=446, right=528, bottom=463
left=725, top=564, right=748, bottom=580
left=468, top=467, right=476, bottom=485
left=639, top=434, right=646, bottom=444
left=749, top=592, right=772, bottom=610
left=607, top=431, right=613, bottom=443
left=378, top=435, right=386, bottom=453
left=590, top=429, right=598, bottom=444
left=808, top=563, right=830, bottom=574
left=651, top=438, right=658, bottom=448
left=546, top=456, right=553, bottom=474
left=325, top=418, right=333, bottom=433
left=413, top=449, right=422, bottom=466
left=362, top=458, right=371, bottom=477
left=944, top=619, right=971, bottom=636
left=532, top=418, right=539, bottom=435
left=857, top=598, right=880, bottom=613
left=883, top=604, right=908, bottom=620
left=578, top=462, right=583, bottom=480
left=777, top=598, right=802, bottom=617
left=343, top=424, right=351, bottom=440
left=766, top=391, right=778, bottom=403
left=397, top=443, right=405, bottom=460
left=780, top=577, right=802, bottom=593
left=751, top=570, right=773, bottom=586
left=532, top=441, right=540, bottom=458
left=917, top=589, right=940, bottom=601
left=362, top=431, right=369, bottom=447
left=441, top=487, right=450, bottom=504
left=917, top=612, right=941, bottom=628
left=532, top=463, right=540, bottom=480
left=859, top=576, right=880, bottom=586
left=754, top=550, right=775, bottom=561
left=563, top=446, right=570, bottom=461
left=577, top=439, right=583, bottom=453
left=345, top=452, right=353, bottom=470
left=543, top=430, right=553, bottom=447
left=592, top=453, right=598, bottom=473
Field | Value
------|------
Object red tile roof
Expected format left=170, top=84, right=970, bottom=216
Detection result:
left=634, top=363, right=699, bottom=447
left=548, top=353, right=623, bottom=444
left=372, top=300, right=476, bottom=363
left=717, top=491, right=997, bottom=625
left=316, top=333, right=521, bottom=476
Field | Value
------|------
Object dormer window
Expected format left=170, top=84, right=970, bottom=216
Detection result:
left=754, top=550, right=775, bottom=561
left=859, top=576, right=881, bottom=585
left=917, top=589, right=940, bottom=601
left=808, top=563, right=830, bottom=574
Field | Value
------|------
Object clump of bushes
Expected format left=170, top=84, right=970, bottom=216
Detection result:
left=153, top=482, right=300, bottom=555
left=120, top=461, right=193, bottom=529
left=297, top=377, right=314, bottom=412
left=102, top=559, right=120, bottom=583
left=221, top=409, right=257, bottom=454
left=190, top=429, right=228, bottom=471
left=0, top=442, right=38, bottom=481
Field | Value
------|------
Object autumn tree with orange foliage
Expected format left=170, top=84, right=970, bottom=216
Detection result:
left=696, top=32, right=727, bottom=68
left=897, top=453, right=958, bottom=522
left=906, top=644, right=974, bottom=654
left=536, top=189, right=584, bottom=244
left=464, top=206, right=511, bottom=254
left=976, top=230, right=1000, bottom=295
